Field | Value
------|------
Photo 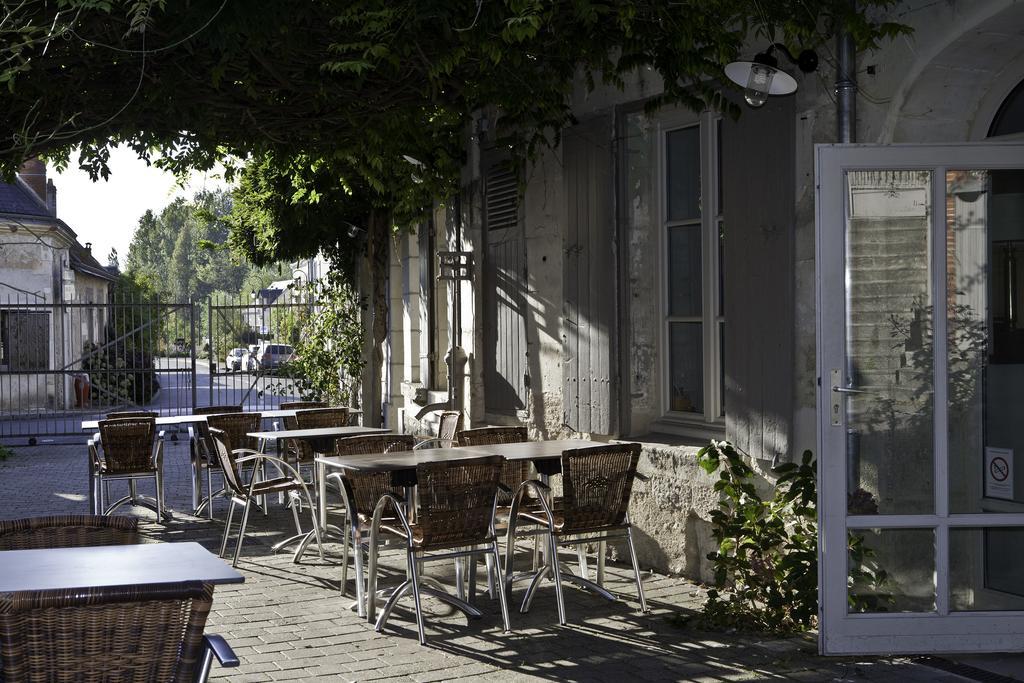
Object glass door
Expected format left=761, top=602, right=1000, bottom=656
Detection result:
left=817, top=143, right=1024, bottom=654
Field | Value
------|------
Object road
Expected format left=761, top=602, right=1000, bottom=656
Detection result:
left=0, top=356, right=303, bottom=443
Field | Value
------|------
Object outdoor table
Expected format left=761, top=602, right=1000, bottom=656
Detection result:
left=80, top=407, right=363, bottom=431
left=314, top=438, right=601, bottom=618
left=0, top=541, right=244, bottom=593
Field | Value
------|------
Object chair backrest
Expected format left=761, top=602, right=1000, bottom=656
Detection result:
left=414, top=456, right=503, bottom=550
left=291, top=408, right=350, bottom=461
left=456, top=426, right=530, bottom=504
left=295, top=407, right=349, bottom=429
left=0, top=515, right=138, bottom=551
left=97, top=417, right=157, bottom=474
left=436, top=411, right=464, bottom=442
left=560, top=443, right=641, bottom=534
left=208, top=428, right=249, bottom=497
left=206, top=412, right=261, bottom=454
left=105, top=411, right=158, bottom=419
left=334, top=434, right=415, bottom=517
left=191, top=406, right=244, bottom=453
left=193, top=405, right=243, bottom=416
left=456, top=426, right=527, bottom=446
left=0, top=581, right=214, bottom=682
left=281, top=401, right=327, bottom=430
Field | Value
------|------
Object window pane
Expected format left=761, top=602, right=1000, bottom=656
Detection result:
left=669, top=322, right=702, bottom=413
left=718, top=220, right=725, bottom=317
left=719, top=321, right=725, bottom=417
left=666, top=127, right=700, bottom=221
left=951, top=528, right=1024, bottom=611
left=668, top=225, right=701, bottom=317
left=716, top=118, right=723, bottom=215
left=849, top=528, right=935, bottom=613
left=844, top=170, right=933, bottom=515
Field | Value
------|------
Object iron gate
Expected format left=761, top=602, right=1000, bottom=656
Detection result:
left=0, top=291, right=314, bottom=442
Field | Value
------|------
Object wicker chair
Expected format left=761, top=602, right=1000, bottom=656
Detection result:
left=506, top=443, right=648, bottom=625
left=280, top=401, right=327, bottom=412
left=325, top=434, right=416, bottom=615
left=414, top=410, right=464, bottom=449
left=0, top=515, right=138, bottom=550
left=105, top=410, right=159, bottom=419
left=456, top=426, right=531, bottom=505
left=454, top=426, right=535, bottom=597
left=188, top=406, right=243, bottom=515
left=193, top=412, right=263, bottom=518
left=286, top=407, right=350, bottom=466
left=366, top=455, right=511, bottom=645
left=209, top=428, right=323, bottom=567
left=0, top=581, right=238, bottom=682
left=89, top=417, right=169, bottom=522
left=193, top=405, right=243, bottom=416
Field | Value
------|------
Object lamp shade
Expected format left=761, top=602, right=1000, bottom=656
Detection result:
left=724, top=60, right=798, bottom=96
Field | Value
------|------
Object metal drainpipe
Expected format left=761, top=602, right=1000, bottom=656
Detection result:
left=837, top=1, right=861, bottom=488
left=836, top=1, right=857, bottom=143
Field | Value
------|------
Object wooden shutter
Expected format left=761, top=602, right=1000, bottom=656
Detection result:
left=562, top=114, right=615, bottom=434
left=11, top=311, right=50, bottom=370
left=482, top=158, right=529, bottom=414
left=721, top=97, right=795, bottom=460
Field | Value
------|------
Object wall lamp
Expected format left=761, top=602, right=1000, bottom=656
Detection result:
left=725, top=43, right=818, bottom=107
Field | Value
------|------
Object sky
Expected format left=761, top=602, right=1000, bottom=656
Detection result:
left=47, top=146, right=233, bottom=266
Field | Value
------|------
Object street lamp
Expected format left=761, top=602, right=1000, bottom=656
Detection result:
left=725, top=44, right=818, bottom=107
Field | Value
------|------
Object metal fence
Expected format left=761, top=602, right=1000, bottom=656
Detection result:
left=0, top=290, right=320, bottom=442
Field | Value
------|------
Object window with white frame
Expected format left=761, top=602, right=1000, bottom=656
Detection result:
left=661, top=113, right=724, bottom=421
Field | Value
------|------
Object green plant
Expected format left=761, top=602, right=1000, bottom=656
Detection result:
left=691, top=440, right=818, bottom=633
left=0, top=443, right=13, bottom=461
left=685, top=440, right=890, bottom=634
left=267, top=273, right=364, bottom=405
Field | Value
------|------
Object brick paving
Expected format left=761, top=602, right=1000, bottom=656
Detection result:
left=0, top=439, right=970, bottom=682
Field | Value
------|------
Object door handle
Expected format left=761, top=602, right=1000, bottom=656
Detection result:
left=829, top=368, right=869, bottom=426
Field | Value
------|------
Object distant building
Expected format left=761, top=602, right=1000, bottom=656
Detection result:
left=0, top=160, right=116, bottom=410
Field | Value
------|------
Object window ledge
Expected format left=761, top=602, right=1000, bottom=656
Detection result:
left=647, top=414, right=724, bottom=443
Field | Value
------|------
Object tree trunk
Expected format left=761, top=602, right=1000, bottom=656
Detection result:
left=359, top=208, right=391, bottom=427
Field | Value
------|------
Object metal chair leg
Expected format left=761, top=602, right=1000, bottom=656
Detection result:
left=206, top=465, right=215, bottom=519
left=340, top=523, right=352, bottom=595
left=492, top=541, right=511, bottom=632
left=485, top=552, right=496, bottom=599
left=549, top=536, right=567, bottom=625
left=354, top=533, right=367, bottom=618
left=155, top=472, right=165, bottom=524
left=625, top=524, right=648, bottom=612
left=577, top=545, right=590, bottom=580
left=407, top=548, right=428, bottom=645
left=219, top=500, right=236, bottom=558
left=232, top=499, right=253, bottom=567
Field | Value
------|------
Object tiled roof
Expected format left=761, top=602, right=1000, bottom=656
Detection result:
left=0, top=179, right=50, bottom=218
left=69, top=242, right=117, bottom=282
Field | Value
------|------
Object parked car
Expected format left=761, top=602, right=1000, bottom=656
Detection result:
left=225, top=347, right=246, bottom=371
left=253, top=343, right=295, bottom=372
left=242, top=344, right=259, bottom=371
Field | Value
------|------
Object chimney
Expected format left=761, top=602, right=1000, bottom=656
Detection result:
left=18, top=159, right=47, bottom=204
left=85, top=242, right=92, bottom=251
left=46, top=179, right=57, bottom=216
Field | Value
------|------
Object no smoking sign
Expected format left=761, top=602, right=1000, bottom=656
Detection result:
left=985, top=447, right=1014, bottom=500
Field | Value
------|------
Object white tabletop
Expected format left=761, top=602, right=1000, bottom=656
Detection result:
left=81, top=407, right=362, bottom=431
left=315, top=439, right=604, bottom=472
left=0, top=541, right=244, bottom=593
left=248, top=426, right=391, bottom=441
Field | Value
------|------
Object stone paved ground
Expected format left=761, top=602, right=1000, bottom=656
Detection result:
left=0, top=440, right=972, bottom=682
